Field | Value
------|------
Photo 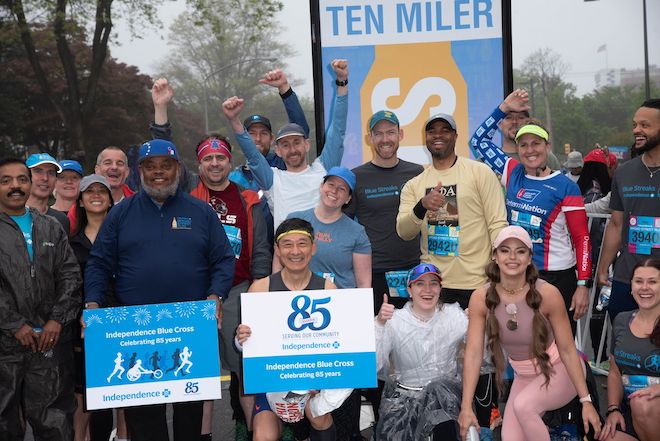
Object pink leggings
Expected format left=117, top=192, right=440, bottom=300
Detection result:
left=503, top=347, right=584, bottom=441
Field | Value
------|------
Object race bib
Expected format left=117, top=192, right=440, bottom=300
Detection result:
left=621, top=374, right=660, bottom=398
left=314, top=272, right=335, bottom=283
left=427, top=224, right=459, bottom=256
left=385, top=270, right=409, bottom=298
left=222, top=224, right=242, bottom=259
left=510, top=210, right=542, bottom=244
left=628, top=216, right=660, bottom=255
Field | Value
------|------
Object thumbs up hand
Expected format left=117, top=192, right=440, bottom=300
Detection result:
left=421, top=181, right=445, bottom=212
left=377, top=293, right=395, bottom=325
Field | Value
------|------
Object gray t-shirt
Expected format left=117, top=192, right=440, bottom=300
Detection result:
left=288, top=209, right=371, bottom=289
left=609, top=157, right=660, bottom=282
left=611, top=310, right=660, bottom=377
left=344, top=160, right=423, bottom=271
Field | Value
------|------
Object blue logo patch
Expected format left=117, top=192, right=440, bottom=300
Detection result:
left=171, top=217, right=192, bottom=230
left=516, top=188, right=541, bottom=202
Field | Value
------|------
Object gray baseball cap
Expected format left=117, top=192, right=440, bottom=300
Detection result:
left=425, top=113, right=457, bottom=131
left=80, top=174, right=111, bottom=193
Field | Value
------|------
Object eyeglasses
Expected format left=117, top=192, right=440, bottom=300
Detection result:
left=505, top=303, right=518, bottom=331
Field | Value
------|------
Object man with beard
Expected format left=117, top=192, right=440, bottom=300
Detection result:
left=25, top=153, right=70, bottom=232
left=0, top=157, right=81, bottom=440
left=84, top=139, right=235, bottom=441
left=396, top=114, right=507, bottom=435
left=345, top=110, right=423, bottom=313
left=597, top=98, right=660, bottom=322
left=189, top=134, right=272, bottom=441
left=222, top=59, right=348, bottom=230
left=496, top=106, right=561, bottom=171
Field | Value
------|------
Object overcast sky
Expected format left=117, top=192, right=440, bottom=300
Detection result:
left=110, top=0, right=659, bottom=98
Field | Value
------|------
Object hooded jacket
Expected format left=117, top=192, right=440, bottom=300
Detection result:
left=0, top=208, right=82, bottom=354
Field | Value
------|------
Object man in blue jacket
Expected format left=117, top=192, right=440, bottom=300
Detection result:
left=84, top=139, right=235, bottom=441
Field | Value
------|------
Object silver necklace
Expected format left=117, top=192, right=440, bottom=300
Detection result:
left=641, top=154, right=660, bottom=178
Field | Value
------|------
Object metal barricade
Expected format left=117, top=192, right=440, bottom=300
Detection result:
left=574, top=213, right=611, bottom=371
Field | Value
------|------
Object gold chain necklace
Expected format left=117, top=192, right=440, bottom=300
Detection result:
left=499, top=283, right=528, bottom=296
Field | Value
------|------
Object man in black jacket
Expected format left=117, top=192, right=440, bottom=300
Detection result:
left=0, top=157, right=82, bottom=440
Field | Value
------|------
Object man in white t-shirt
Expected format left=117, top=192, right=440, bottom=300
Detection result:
left=563, top=150, right=583, bottom=183
left=222, top=59, right=349, bottom=230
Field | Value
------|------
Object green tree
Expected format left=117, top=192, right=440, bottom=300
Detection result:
left=152, top=0, right=318, bottom=166
left=0, top=19, right=153, bottom=168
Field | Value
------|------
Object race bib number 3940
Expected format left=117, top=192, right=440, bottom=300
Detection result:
left=628, top=216, right=660, bottom=255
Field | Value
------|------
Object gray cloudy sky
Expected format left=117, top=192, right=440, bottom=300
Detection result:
left=110, top=0, right=659, bottom=98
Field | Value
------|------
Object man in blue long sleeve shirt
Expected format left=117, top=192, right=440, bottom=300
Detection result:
left=84, top=139, right=234, bottom=441
left=222, top=59, right=349, bottom=230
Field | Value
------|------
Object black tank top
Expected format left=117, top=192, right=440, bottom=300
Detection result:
left=268, top=271, right=325, bottom=292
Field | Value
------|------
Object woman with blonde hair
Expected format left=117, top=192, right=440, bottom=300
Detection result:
left=459, top=226, right=601, bottom=440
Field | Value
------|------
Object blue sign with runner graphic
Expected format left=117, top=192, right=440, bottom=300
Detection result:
left=83, top=300, right=221, bottom=410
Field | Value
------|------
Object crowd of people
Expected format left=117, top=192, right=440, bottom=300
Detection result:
left=1, top=58, right=659, bottom=441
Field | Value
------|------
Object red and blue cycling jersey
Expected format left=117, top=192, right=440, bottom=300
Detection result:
left=470, top=107, right=591, bottom=279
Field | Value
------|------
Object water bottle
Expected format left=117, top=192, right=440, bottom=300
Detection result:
left=596, top=285, right=611, bottom=311
left=466, top=425, right=480, bottom=441
left=32, top=327, right=54, bottom=358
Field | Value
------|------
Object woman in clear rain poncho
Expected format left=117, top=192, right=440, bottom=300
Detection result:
left=374, top=263, right=468, bottom=440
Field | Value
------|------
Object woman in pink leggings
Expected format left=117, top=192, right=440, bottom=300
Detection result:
left=459, top=226, right=601, bottom=440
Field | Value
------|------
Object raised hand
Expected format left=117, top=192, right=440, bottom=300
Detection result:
left=260, top=69, right=290, bottom=94
left=500, top=88, right=530, bottom=114
left=152, top=78, right=174, bottom=107
left=331, top=59, right=348, bottom=82
left=376, top=294, right=394, bottom=325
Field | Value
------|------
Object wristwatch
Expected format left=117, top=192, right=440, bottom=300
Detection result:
left=335, top=78, right=348, bottom=87
left=84, top=302, right=99, bottom=309
left=579, top=394, right=592, bottom=403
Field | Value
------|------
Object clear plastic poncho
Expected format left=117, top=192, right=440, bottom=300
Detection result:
left=374, top=302, right=467, bottom=440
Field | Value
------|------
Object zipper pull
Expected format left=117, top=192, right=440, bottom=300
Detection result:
left=30, top=264, right=35, bottom=278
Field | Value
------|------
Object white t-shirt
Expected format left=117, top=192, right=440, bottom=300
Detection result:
left=266, top=159, right=327, bottom=230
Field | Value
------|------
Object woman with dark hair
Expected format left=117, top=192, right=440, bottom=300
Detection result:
left=599, top=258, right=660, bottom=441
left=577, top=149, right=612, bottom=203
left=459, top=226, right=601, bottom=441
left=70, top=174, right=114, bottom=441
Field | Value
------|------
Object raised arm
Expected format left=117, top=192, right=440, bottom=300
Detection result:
left=260, top=69, right=310, bottom=137
left=222, top=96, right=273, bottom=190
left=318, top=59, right=348, bottom=170
left=150, top=78, right=174, bottom=141
left=469, top=89, right=528, bottom=182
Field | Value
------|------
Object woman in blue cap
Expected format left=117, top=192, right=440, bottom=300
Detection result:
left=375, top=262, right=468, bottom=440
left=284, top=166, right=372, bottom=290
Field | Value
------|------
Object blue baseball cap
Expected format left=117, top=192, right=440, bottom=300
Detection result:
left=138, top=139, right=179, bottom=164
left=26, top=153, right=62, bottom=172
left=369, top=110, right=399, bottom=130
left=59, top=160, right=83, bottom=176
left=407, top=263, right=442, bottom=287
left=323, top=166, right=356, bottom=192
left=244, top=114, right=272, bottom=132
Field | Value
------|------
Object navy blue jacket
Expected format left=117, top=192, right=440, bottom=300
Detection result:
left=84, top=189, right=235, bottom=305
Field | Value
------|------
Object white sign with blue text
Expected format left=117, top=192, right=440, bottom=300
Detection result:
left=83, top=300, right=221, bottom=410
left=241, top=288, right=376, bottom=394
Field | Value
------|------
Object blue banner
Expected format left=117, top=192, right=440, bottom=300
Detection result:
left=83, top=300, right=221, bottom=409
